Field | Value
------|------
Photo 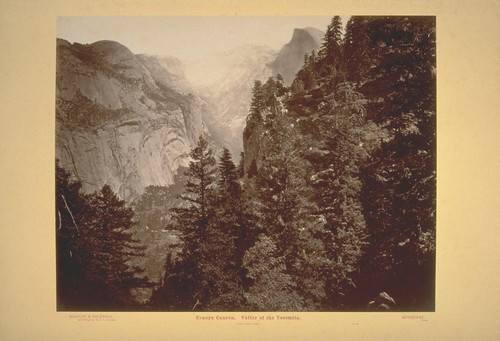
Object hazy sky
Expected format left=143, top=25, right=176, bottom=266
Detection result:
left=57, top=16, right=349, bottom=60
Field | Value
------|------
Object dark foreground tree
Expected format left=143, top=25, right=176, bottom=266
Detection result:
left=304, top=82, right=387, bottom=308
left=243, top=234, right=303, bottom=311
left=56, top=161, right=149, bottom=310
left=152, top=16, right=436, bottom=312
left=152, top=137, right=246, bottom=310
left=357, top=16, right=436, bottom=310
left=56, top=161, right=97, bottom=309
left=85, top=185, right=150, bottom=308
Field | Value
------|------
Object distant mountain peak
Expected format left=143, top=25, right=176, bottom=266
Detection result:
left=269, top=27, right=324, bottom=85
left=290, top=27, right=324, bottom=43
left=302, top=27, right=326, bottom=42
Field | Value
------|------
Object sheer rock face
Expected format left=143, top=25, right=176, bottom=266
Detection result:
left=242, top=111, right=266, bottom=174
left=243, top=28, right=324, bottom=174
left=269, top=27, right=324, bottom=85
left=137, top=54, right=192, bottom=93
left=184, top=45, right=277, bottom=157
left=187, top=28, right=324, bottom=157
left=55, top=27, right=323, bottom=199
left=56, top=39, right=207, bottom=200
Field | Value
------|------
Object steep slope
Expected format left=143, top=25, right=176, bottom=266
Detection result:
left=241, top=16, right=436, bottom=310
left=269, top=27, right=324, bottom=85
left=56, top=39, right=208, bottom=200
left=242, top=28, right=324, bottom=172
left=56, top=27, right=324, bottom=198
left=137, top=54, right=192, bottom=93
left=184, top=45, right=277, bottom=156
left=185, top=28, right=324, bottom=156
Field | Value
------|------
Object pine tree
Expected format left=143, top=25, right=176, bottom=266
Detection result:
left=177, top=135, right=217, bottom=226
left=149, top=253, right=184, bottom=310
left=238, top=15, right=436, bottom=311
left=357, top=16, right=436, bottom=309
left=249, top=113, right=329, bottom=309
left=217, top=148, right=240, bottom=197
left=293, top=50, right=319, bottom=92
left=297, top=80, right=387, bottom=308
left=321, top=16, right=343, bottom=57
left=56, top=161, right=149, bottom=310
left=343, top=16, right=371, bottom=84
left=85, top=185, right=150, bottom=309
left=56, top=161, right=95, bottom=309
left=214, top=148, right=245, bottom=269
left=169, top=135, right=217, bottom=309
left=318, top=15, right=344, bottom=76
left=154, top=137, right=249, bottom=310
left=243, top=234, right=304, bottom=311
left=207, top=148, right=247, bottom=309
left=249, top=80, right=264, bottom=119
left=275, top=73, right=288, bottom=97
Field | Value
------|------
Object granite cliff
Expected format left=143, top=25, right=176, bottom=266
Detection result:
left=56, top=27, right=323, bottom=199
left=56, top=39, right=208, bottom=200
left=185, top=28, right=324, bottom=156
left=269, top=27, right=324, bottom=85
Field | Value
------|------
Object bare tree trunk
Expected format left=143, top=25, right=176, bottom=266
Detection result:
left=61, top=194, right=79, bottom=234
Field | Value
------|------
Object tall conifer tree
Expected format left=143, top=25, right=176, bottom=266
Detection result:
left=56, top=162, right=149, bottom=310
left=358, top=16, right=436, bottom=309
left=168, top=135, right=217, bottom=309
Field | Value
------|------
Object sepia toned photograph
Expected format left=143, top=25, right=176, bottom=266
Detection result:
left=55, top=16, right=436, bottom=312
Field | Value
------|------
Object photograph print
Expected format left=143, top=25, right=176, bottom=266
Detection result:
left=55, top=16, right=436, bottom=312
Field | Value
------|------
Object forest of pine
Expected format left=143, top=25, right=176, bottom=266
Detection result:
left=56, top=16, right=436, bottom=311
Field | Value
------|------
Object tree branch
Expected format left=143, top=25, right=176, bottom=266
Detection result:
left=192, top=299, right=201, bottom=310
left=61, top=194, right=79, bottom=234
left=57, top=210, right=62, bottom=230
